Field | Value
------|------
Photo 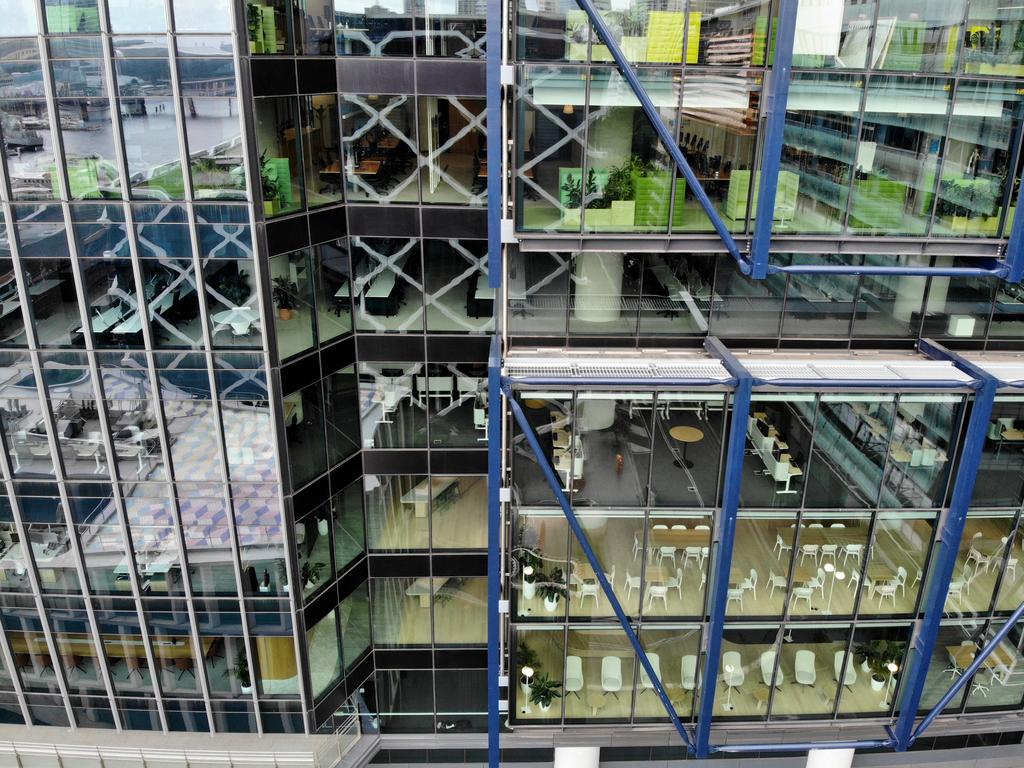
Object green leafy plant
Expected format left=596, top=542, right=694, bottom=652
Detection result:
left=536, top=567, right=567, bottom=603
left=272, top=276, right=298, bottom=311
left=855, top=639, right=905, bottom=680
left=259, top=149, right=280, bottom=203
left=214, top=268, right=251, bottom=307
left=561, top=173, right=583, bottom=209
left=231, top=651, right=251, bottom=688
left=517, top=642, right=540, bottom=671
left=516, top=547, right=543, bottom=581
left=528, top=673, right=562, bottom=708
left=300, top=560, right=325, bottom=587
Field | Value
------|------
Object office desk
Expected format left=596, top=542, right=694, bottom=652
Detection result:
left=401, top=477, right=459, bottom=518
left=363, top=270, right=399, bottom=316
left=467, top=272, right=495, bottom=318
left=353, top=159, right=381, bottom=176
left=212, top=306, right=259, bottom=335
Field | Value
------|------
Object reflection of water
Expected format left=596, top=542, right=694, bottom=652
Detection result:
left=6, top=98, right=241, bottom=188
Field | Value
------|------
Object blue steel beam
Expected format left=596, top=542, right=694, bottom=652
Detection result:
left=695, top=338, right=753, bottom=758
left=891, top=342, right=996, bottom=751
left=571, top=0, right=750, bottom=273
left=713, top=739, right=894, bottom=754
left=1004, top=171, right=1024, bottom=284
left=485, top=0, right=501, bottom=289
left=749, top=0, right=798, bottom=280
left=486, top=335, right=502, bottom=768
left=911, top=595, right=1024, bottom=745
left=766, top=263, right=1008, bottom=278
left=501, top=383, right=696, bottom=752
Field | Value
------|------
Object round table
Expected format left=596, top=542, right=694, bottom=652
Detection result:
left=585, top=690, right=607, bottom=716
left=669, top=426, right=704, bottom=469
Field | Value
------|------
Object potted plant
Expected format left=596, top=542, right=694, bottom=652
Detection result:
left=272, top=276, right=298, bottom=320
left=517, top=641, right=540, bottom=674
left=855, top=639, right=905, bottom=690
left=537, top=567, right=566, bottom=613
left=232, top=651, right=253, bottom=695
left=259, top=150, right=280, bottom=216
left=516, top=547, right=543, bottom=600
left=528, top=672, right=562, bottom=712
left=300, top=560, right=325, bottom=588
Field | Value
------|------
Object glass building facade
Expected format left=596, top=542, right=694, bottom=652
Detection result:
left=1, top=0, right=1024, bottom=761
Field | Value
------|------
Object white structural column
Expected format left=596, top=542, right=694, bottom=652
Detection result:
left=554, top=747, right=600, bottom=768
left=806, top=748, right=855, bottom=768
left=573, top=252, right=623, bottom=324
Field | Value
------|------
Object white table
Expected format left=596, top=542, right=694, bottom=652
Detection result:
left=212, top=307, right=259, bottom=336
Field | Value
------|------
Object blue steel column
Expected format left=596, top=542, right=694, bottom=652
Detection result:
left=571, top=0, right=749, bottom=272
left=892, top=340, right=993, bottom=750
left=487, top=336, right=502, bottom=768
left=1005, top=173, right=1024, bottom=283
left=695, top=338, right=752, bottom=757
left=750, top=0, right=797, bottom=279
left=502, top=384, right=696, bottom=752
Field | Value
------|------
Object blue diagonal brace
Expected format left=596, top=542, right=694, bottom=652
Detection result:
left=572, top=0, right=750, bottom=274
left=910, top=595, right=1024, bottom=745
left=502, top=382, right=696, bottom=753
left=695, top=337, right=752, bottom=757
left=892, top=340, right=995, bottom=750
left=486, top=335, right=502, bottom=768
left=750, top=0, right=797, bottom=279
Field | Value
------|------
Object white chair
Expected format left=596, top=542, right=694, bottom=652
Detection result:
left=578, top=580, right=599, bottom=607
left=665, top=567, right=684, bottom=601
left=894, top=566, right=907, bottom=597
left=911, top=568, right=922, bottom=588
left=604, top=564, right=616, bottom=590
left=1007, top=557, right=1018, bottom=581
left=645, top=584, right=669, bottom=611
left=632, top=532, right=642, bottom=561
left=671, top=524, right=687, bottom=531
left=821, top=543, right=839, bottom=563
left=795, top=650, right=816, bottom=686
left=722, top=651, right=744, bottom=688
left=808, top=523, right=824, bottom=528
left=799, top=544, right=820, bottom=565
left=834, top=650, right=856, bottom=690
left=830, top=523, right=846, bottom=529
left=681, top=655, right=698, bottom=691
left=726, top=587, right=744, bottom=610
left=773, top=533, right=793, bottom=560
left=639, top=653, right=661, bottom=694
left=565, top=655, right=583, bottom=699
left=810, top=567, right=827, bottom=597
left=658, top=546, right=677, bottom=569
left=760, top=650, right=782, bottom=688
left=624, top=571, right=640, bottom=601
left=790, top=586, right=813, bottom=610
left=740, top=568, right=758, bottom=600
left=695, top=524, right=711, bottom=532
left=652, top=524, right=669, bottom=530
left=682, top=546, right=703, bottom=568
left=842, top=543, right=864, bottom=565
left=601, top=656, right=622, bottom=698
left=700, top=546, right=710, bottom=569
left=872, top=585, right=897, bottom=610
left=767, top=571, right=787, bottom=598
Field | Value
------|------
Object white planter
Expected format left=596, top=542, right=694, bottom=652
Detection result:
left=544, top=595, right=560, bottom=613
left=241, top=684, right=253, bottom=695
left=318, top=518, right=329, bottom=537
left=861, top=659, right=870, bottom=674
left=523, top=579, right=536, bottom=600
left=538, top=701, right=551, bottom=713
left=870, top=675, right=886, bottom=692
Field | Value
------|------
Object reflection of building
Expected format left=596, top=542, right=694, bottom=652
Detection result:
left=7, top=0, right=1024, bottom=766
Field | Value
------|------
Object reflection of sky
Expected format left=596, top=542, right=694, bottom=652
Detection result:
left=0, top=0, right=38, bottom=35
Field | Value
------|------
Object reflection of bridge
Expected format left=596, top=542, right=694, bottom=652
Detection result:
left=183, top=77, right=235, bottom=98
